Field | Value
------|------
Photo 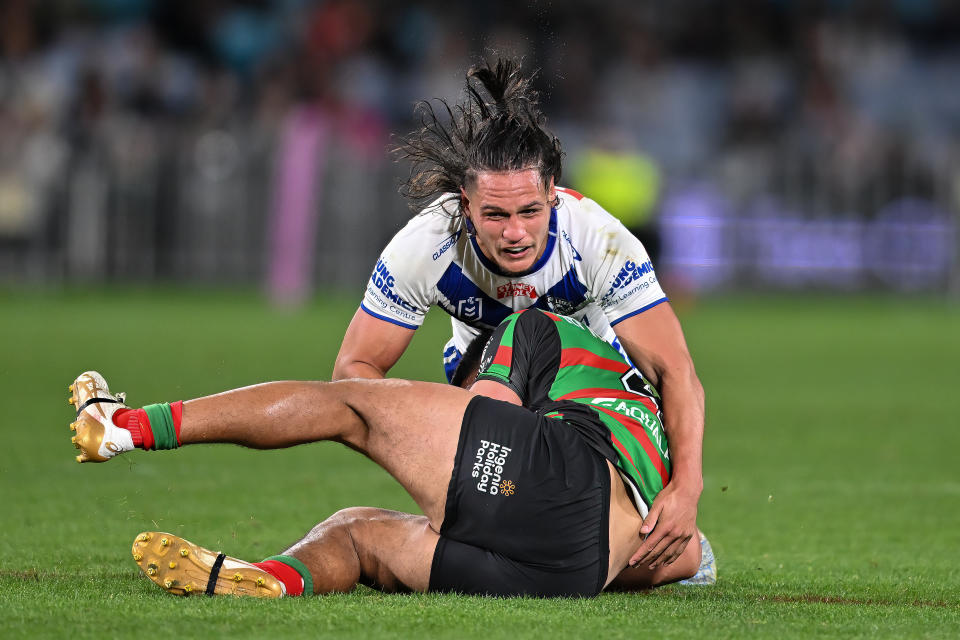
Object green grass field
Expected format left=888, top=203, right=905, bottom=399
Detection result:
left=1, top=289, right=958, bottom=638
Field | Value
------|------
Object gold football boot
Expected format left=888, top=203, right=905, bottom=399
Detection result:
left=68, top=371, right=134, bottom=463
left=132, top=532, right=285, bottom=598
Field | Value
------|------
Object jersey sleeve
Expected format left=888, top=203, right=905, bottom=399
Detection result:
left=578, top=199, right=668, bottom=326
left=360, top=221, right=439, bottom=330
left=475, top=310, right=561, bottom=406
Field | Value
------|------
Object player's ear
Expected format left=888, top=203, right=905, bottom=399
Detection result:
left=460, top=187, right=476, bottom=235
left=546, top=176, right=557, bottom=206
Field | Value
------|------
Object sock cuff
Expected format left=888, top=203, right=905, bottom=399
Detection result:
left=263, top=554, right=313, bottom=596
left=112, top=409, right=144, bottom=447
left=169, top=401, right=183, bottom=445
left=135, top=409, right=154, bottom=449
left=143, top=403, right=178, bottom=450
left=124, top=411, right=144, bottom=447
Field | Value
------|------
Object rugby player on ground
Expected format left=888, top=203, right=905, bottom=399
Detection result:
left=67, top=309, right=714, bottom=598
left=334, top=57, right=707, bottom=574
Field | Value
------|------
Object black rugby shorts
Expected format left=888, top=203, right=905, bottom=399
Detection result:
left=428, top=396, right=610, bottom=597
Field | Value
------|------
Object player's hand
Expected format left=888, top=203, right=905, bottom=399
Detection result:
left=630, top=483, right=699, bottom=569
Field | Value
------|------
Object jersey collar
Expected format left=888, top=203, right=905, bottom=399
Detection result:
left=469, top=207, right=558, bottom=277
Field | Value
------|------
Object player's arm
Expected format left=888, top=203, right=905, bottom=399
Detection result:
left=332, top=309, right=416, bottom=380
left=581, top=198, right=704, bottom=570
left=612, top=303, right=705, bottom=570
left=336, top=219, right=436, bottom=380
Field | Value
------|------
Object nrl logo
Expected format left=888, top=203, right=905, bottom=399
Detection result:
left=457, top=297, right=483, bottom=321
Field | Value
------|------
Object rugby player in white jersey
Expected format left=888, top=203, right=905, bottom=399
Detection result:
left=333, top=58, right=707, bottom=574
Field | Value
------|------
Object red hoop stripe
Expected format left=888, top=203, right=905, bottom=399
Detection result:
left=610, top=434, right=648, bottom=491
left=492, top=345, right=513, bottom=367
left=559, top=348, right=631, bottom=374
left=591, top=405, right=669, bottom=486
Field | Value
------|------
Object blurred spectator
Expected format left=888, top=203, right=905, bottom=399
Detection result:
left=570, top=141, right=663, bottom=265
left=0, top=0, right=955, bottom=293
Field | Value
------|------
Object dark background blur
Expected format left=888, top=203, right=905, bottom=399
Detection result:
left=1, top=0, right=957, bottom=301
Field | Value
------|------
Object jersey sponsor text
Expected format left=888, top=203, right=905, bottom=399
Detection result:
left=432, top=231, right=460, bottom=261
left=591, top=398, right=669, bottom=460
left=473, top=439, right=513, bottom=496
left=496, top=282, right=539, bottom=299
left=370, top=259, right=418, bottom=313
left=605, top=259, right=656, bottom=298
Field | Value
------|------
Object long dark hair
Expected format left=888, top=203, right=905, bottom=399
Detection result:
left=394, top=57, right=563, bottom=215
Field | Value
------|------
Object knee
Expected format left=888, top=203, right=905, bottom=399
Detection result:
left=326, top=507, right=384, bottom=528
left=300, top=507, right=366, bottom=540
left=320, top=508, right=424, bottom=593
left=290, top=508, right=383, bottom=595
left=307, top=507, right=390, bottom=544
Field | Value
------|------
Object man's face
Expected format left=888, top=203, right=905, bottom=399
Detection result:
left=461, top=169, right=555, bottom=276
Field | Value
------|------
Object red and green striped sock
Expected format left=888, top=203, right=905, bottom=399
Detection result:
left=113, top=402, right=183, bottom=450
left=253, top=556, right=313, bottom=596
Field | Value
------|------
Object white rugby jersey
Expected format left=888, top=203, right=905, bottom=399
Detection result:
left=361, top=187, right=668, bottom=379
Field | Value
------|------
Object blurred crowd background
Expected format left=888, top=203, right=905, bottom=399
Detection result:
left=1, top=0, right=958, bottom=300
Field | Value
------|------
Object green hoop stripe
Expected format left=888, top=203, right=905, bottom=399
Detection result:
left=264, top=554, right=314, bottom=596
left=143, top=403, right=178, bottom=450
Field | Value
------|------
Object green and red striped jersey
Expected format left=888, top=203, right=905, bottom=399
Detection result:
left=476, top=309, right=671, bottom=511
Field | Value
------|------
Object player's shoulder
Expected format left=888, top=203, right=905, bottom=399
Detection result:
left=555, top=187, right=633, bottom=258
left=556, top=186, right=622, bottom=231
left=392, top=195, right=462, bottom=242
left=381, top=195, right=466, bottom=271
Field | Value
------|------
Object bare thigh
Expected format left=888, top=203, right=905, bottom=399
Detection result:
left=181, top=378, right=474, bottom=529
left=331, top=379, right=475, bottom=529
